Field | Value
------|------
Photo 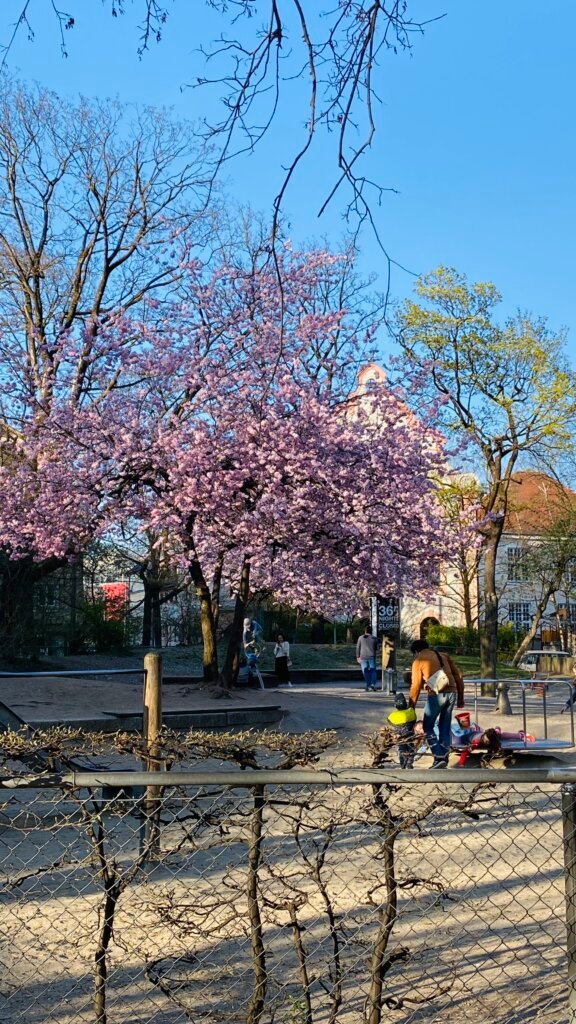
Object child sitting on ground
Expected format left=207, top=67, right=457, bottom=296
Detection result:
left=387, top=693, right=417, bottom=769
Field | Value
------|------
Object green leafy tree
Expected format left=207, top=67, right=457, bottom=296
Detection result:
left=395, top=266, right=576, bottom=686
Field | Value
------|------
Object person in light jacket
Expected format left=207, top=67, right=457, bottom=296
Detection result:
left=409, top=639, right=465, bottom=768
left=274, top=634, right=292, bottom=687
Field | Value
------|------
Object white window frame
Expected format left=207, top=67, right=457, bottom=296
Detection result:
left=508, top=601, right=532, bottom=631
left=507, top=546, right=528, bottom=582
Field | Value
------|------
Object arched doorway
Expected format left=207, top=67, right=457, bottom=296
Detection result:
left=420, top=616, right=440, bottom=641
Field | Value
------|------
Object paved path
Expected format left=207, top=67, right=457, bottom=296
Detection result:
left=1, top=674, right=575, bottom=753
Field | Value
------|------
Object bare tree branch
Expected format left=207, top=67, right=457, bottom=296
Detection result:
left=0, top=2, right=446, bottom=294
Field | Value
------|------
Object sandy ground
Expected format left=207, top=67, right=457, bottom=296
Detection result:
left=0, top=774, right=569, bottom=1024
left=1, top=671, right=575, bottom=746
left=1, top=679, right=575, bottom=1024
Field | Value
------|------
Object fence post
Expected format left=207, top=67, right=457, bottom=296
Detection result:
left=496, top=681, right=513, bottom=716
left=521, top=683, right=528, bottom=741
left=562, top=783, right=576, bottom=1024
left=562, top=682, right=576, bottom=746
left=143, top=652, right=163, bottom=860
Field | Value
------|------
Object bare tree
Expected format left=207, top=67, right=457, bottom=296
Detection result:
left=0, top=3, right=445, bottom=280
left=436, top=473, right=484, bottom=632
left=0, top=74, right=211, bottom=420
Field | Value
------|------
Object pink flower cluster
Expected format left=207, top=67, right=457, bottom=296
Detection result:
left=0, top=247, right=455, bottom=615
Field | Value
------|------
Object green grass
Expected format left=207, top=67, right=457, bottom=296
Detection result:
left=452, top=655, right=529, bottom=679
left=239, top=643, right=528, bottom=675
left=149, top=642, right=362, bottom=673
left=258, top=644, right=359, bottom=671
left=261, top=646, right=530, bottom=678
left=42, top=642, right=530, bottom=679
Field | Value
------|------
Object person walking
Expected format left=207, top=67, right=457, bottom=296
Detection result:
left=409, top=639, right=465, bottom=768
left=274, top=634, right=293, bottom=687
left=356, top=626, right=378, bottom=691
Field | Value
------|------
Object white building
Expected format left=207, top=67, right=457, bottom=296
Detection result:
left=353, top=366, right=576, bottom=645
left=491, top=471, right=576, bottom=649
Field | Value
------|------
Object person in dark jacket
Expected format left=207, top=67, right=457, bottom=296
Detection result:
left=356, top=627, right=378, bottom=690
left=387, top=693, right=417, bottom=768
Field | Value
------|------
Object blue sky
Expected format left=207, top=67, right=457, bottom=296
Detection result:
left=3, top=0, right=575, bottom=359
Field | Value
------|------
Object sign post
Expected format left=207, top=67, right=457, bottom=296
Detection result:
left=370, top=595, right=400, bottom=691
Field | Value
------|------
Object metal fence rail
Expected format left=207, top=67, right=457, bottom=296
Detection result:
left=461, top=678, right=576, bottom=745
left=1, top=770, right=576, bottom=1024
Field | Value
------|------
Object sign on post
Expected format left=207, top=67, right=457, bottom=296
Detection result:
left=370, top=595, right=400, bottom=673
left=378, top=597, right=400, bottom=633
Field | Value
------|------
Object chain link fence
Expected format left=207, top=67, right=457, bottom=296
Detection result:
left=1, top=769, right=575, bottom=1024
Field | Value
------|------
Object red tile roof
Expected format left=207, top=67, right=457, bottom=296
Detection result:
left=505, top=471, right=576, bottom=536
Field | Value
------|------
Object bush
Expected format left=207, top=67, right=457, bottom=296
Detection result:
left=496, top=623, right=526, bottom=657
left=424, top=622, right=525, bottom=659
left=70, top=600, right=130, bottom=653
left=425, top=624, right=479, bottom=655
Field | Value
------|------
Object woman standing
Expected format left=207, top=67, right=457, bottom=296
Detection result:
left=274, top=634, right=293, bottom=687
left=409, top=638, right=465, bottom=768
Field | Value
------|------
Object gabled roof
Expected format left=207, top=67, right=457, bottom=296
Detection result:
left=505, top=471, right=576, bottom=537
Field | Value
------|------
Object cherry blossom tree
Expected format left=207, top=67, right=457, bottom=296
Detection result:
left=0, top=246, right=454, bottom=679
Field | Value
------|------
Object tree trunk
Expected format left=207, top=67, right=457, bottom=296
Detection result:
left=310, top=613, right=326, bottom=643
left=151, top=588, right=162, bottom=648
left=94, top=883, right=121, bottom=1024
left=189, top=563, right=218, bottom=679
left=0, top=565, right=36, bottom=659
left=461, top=564, right=475, bottom=632
left=221, top=559, right=251, bottom=689
left=512, top=617, right=543, bottom=667
left=367, top=786, right=400, bottom=1024
left=463, top=590, right=474, bottom=632
left=69, top=559, right=79, bottom=640
left=288, top=902, right=313, bottom=1024
left=198, top=585, right=218, bottom=680
left=142, top=584, right=152, bottom=647
left=512, top=580, right=560, bottom=666
left=313, top=850, right=343, bottom=1022
left=211, top=550, right=224, bottom=635
left=141, top=582, right=162, bottom=648
left=480, top=531, right=499, bottom=691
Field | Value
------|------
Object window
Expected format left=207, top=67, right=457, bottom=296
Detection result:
left=507, top=546, right=529, bottom=582
left=37, top=582, right=60, bottom=608
left=508, top=602, right=532, bottom=631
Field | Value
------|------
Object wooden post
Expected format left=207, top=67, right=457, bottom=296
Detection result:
left=143, top=652, right=163, bottom=860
